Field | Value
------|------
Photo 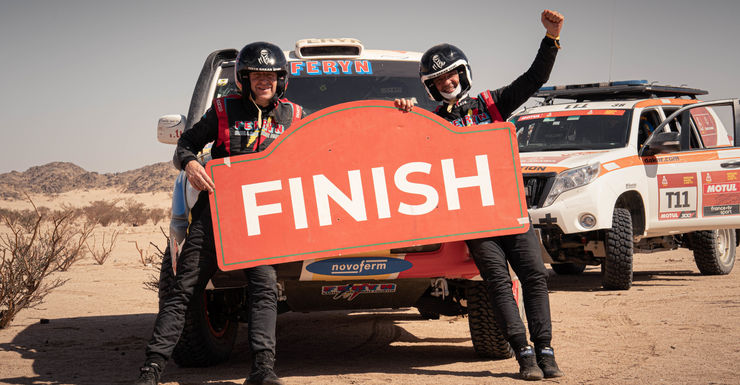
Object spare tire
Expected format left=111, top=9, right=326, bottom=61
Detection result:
left=172, top=290, right=238, bottom=367
left=466, top=282, right=513, bottom=359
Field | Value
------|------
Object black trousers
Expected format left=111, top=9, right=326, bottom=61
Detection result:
left=466, top=225, right=552, bottom=348
left=145, top=193, right=278, bottom=365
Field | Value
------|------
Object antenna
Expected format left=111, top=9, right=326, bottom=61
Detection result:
left=608, top=0, right=616, bottom=82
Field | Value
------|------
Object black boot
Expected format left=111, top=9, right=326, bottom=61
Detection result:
left=244, top=350, right=285, bottom=385
left=134, top=362, right=161, bottom=385
left=516, top=346, right=544, bottom=381
left=536, top=346, right=564, bottom=378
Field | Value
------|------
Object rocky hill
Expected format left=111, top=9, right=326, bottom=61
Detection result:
left=0, top=162, right=180, bottom=199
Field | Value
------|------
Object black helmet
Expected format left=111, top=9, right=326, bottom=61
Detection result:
left=419, top=43, right=472, bottom=101
left=235, top=42, right=288, bottom=100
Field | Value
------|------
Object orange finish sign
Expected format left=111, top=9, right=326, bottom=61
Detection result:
left=208, top=100, right=529, bottom=271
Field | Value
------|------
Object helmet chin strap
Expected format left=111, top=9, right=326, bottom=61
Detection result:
left=442, top=85, right=467, bottom=113
left=440, top=84, right=462, bottom=101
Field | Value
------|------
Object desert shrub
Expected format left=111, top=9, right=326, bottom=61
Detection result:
left=86, top=230, right=118, bottom=265
left=52, top=209, right=95, bottom=271
left=123, top=199, right=149, bottom=227
left=82, top=200, right=122, bottom=227
left=134, top=241, right=158, bottom=266
left=0, top=209, right=40, bottom=233
left=148, top=208, right=168, bottom=225
left=58, top=203, right=84, bottom=222
left=0, top=203, right=93, bottom=328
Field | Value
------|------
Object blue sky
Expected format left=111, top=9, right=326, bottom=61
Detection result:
left=1, top=0, right=738, bottom=173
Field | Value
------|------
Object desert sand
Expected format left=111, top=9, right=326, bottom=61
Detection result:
left=1, top=190, right=739, bottom=385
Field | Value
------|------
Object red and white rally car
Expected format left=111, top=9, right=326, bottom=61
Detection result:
left=156, top=38, right=522, bottom=367
left=511, top=80, right=740, bottom=289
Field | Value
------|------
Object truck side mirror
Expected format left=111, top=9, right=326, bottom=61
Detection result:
left=157, top=114, right=187, bottom=145
left=642, top=131, right=680, bottom=156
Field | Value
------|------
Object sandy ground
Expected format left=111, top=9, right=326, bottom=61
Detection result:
left=0, top=189, right=171, bottom=211
left=1, top=192, right=739, bottom=384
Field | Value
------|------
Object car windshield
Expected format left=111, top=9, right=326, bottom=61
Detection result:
left=514, top=109, right=633, bottom=152
left=214, top=60, right=436, bottom=116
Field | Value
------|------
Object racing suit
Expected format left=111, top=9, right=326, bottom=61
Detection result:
left=144, top=94, right=303, bottom=367
left=436, top=36, right=558, bottom=352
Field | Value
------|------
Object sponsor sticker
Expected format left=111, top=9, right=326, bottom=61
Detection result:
left=517, top=109, right=625, bottom=121
left=290, top=60, right=373, bottom=76
left=702, top=171, right=740, bottom=216
left=658, top=173, right=698, bottom=220
left=306, top=257, right=412, bottom=276
left=321, top=283, right=397, bottom=301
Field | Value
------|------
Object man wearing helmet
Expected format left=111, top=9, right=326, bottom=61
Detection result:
left=134, top=42, right=302, bottom=385
left=395, top=9, right=565, bottom=382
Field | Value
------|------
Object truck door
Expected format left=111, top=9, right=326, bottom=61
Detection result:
left=641, top=100, right=740, bottom=233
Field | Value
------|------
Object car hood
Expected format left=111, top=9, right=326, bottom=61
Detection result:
left=519, top=149, right=621, bottom=171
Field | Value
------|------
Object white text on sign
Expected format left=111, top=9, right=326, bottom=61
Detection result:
left=241, top=155, right=495, bottom=236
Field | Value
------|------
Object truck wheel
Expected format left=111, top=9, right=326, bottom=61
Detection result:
left=466, top=282, right=513, bottom=359
left=550, top=263, right=586, bottom=275
left=172, top=290, right=238, bottom=367
left=689, top=229, right=736, bottom=275
left=157, top=246, right=174, bottom=312
left=602, top=208, right=634, bottom=290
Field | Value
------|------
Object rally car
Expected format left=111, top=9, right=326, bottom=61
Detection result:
left=511, top=80, right=740, bottom=290
left=156, top=38, right=521, bottom=367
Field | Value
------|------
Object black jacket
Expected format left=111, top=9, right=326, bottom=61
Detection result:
left=174, top=95, right=303, bottom=169
left=434, top=37, right=558, bottom=126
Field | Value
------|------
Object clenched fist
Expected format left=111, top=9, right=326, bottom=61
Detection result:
left=541, top=9, right=564, bottom=38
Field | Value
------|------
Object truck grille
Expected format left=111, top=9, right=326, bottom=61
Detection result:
left=522, top=173, right=556, bottom=209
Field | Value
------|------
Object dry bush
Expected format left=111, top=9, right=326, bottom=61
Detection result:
left=134, top=241, right=157, bottom=266
left=82, top=200, right=122, bottom=227
left=123, top=199, right=149, bottom=227
left=86, top=230, right=119, bottom=265
left=53, top=209, right=95, bottom=271
left=0, top=209, right=40, bottom=233
left=0, top=201, right=93, bottom=328
left=148, top=208, right=168, bottom=225
left=58, top=203, right=84, bottom=222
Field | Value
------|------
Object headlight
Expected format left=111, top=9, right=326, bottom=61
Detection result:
left=542, top=163, right=601, bottom=207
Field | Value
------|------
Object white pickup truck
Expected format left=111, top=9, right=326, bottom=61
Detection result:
left=512, top=80, right=740, bottom=289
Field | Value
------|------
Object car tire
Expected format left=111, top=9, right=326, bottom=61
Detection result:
left=466, top=282, right=513, bottom=359
left=602, top=208, right=634, bottom=290
left=550, top=263, right=586, bottom=275
left=172, top=290, right=238, bottom=367
left=689, top=229, right=736, bottom=275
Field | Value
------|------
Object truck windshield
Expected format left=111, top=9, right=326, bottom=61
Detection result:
left=514, top=109, right=633, bottom=152
left=214, top=60, right=436, bottom=116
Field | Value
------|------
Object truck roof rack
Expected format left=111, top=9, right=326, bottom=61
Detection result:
left=535, top=80, right=708, bottom=104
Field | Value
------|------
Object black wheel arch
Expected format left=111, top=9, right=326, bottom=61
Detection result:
left=615, top=190, right=644, bottom=238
